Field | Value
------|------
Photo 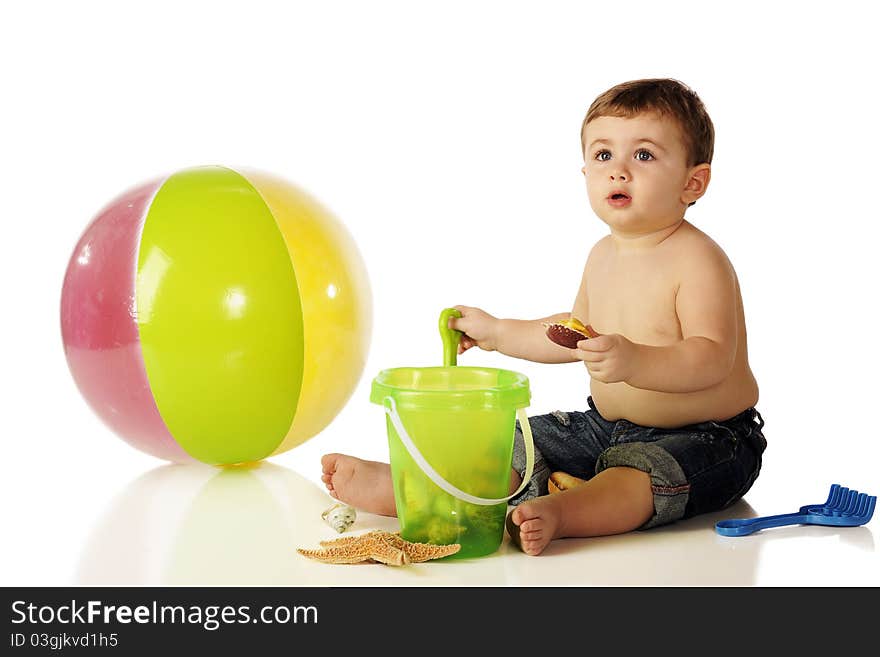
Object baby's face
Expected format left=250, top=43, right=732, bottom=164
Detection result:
left=582, top=112, right=700, bottom=237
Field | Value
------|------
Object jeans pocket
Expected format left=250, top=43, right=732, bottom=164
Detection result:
left=696, top=425, right=738, bottom=465
left=706, top=420, right=738, bottom=441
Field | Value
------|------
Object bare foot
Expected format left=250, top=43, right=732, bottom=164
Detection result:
left=320, top=453, right=397, bottom=517
left=506, top=495, right=565, bottom=556
left=547, top=470, right=587, bottom=494
left=507, top=467, right=655, bottom=555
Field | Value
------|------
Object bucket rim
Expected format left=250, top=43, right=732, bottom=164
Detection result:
left=370, top=365, right=530, bottom=408
left=372, top=365, right=528, bottom=388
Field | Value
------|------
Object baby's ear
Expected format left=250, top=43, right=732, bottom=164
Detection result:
left=683, top=163, right=711, bottom=205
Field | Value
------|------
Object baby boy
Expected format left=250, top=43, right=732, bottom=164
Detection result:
left=321, top=78, right=766, bottom=556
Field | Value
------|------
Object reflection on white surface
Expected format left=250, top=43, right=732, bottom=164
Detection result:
left=75, top=461, right=509, bottom=586
left=77, top=462, right=324, bottom=585
left=755, top=524, right=875, bottom=586
left=76, top=463, right=877, bottom=586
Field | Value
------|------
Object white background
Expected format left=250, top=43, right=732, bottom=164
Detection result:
left=1, top=1, right=878, bottom=585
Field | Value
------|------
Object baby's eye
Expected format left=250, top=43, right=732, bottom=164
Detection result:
left=594, top=150, right=611, bottom=162
left=635, top=149, right=654, bottom=161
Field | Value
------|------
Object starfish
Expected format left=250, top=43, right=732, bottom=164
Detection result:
left=297, top=530, right=460, bottom=565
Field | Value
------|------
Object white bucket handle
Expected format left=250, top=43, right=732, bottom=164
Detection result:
left=383, top=396, right=535, bottom=506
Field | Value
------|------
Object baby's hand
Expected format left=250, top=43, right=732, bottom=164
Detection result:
left=573, top=334, right=639, bottom=384
left=447, top=305, right=499, bottom=354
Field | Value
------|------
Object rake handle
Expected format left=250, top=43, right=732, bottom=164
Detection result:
left=715, top=512, right=811, bottom=536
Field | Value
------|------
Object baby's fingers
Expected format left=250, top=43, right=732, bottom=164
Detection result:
left=577, top=335, right=613, bottom=351
left=448, top=305, right=476, bottom=329
left=571, top=347, right=604, bottom=363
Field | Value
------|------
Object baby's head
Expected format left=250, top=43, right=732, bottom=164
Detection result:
left=580, top=79, right=714, bottom=234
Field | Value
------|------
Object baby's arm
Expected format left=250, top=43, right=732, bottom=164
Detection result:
left=495, top=312, right=580, bottom=364
left=626, top=248, right=738, bottom=392
left=451, top=306, right=578, bottom=364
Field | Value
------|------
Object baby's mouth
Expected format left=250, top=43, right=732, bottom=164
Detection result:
left=607, top=192, right=632, bottom=206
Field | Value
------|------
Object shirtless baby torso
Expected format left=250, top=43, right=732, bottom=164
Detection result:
left=572, top=221, right=759, bottom=428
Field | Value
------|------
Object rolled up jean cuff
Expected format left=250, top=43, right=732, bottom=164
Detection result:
left=595, top=442, right=690, bottom=529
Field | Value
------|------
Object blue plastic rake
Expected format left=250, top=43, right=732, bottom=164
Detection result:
left=715, top=484, right=876, bottom=537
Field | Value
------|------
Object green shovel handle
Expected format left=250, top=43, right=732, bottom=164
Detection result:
left=439, top=307, right=463, bottom=367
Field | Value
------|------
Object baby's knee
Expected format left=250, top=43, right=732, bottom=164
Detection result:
left=596, top=443, right=689, bottom=529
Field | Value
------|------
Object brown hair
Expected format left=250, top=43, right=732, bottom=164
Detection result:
left=580, top=78, right=714, bottom=168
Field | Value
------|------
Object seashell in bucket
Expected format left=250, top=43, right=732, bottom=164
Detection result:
left=322, top=502, right=357, bottom=533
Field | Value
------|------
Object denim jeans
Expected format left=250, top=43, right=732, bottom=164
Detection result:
left=510, top=396, right=766, bottom=528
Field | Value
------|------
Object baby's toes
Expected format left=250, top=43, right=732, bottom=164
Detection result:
left=321, top=453, right=340, bottom=476
left=519, top=532, right=545, bottom=556
left=519, top=518, right=544, bottom=539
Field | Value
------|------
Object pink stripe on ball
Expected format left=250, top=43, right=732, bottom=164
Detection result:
left=61, top=178, right=191, bottom=462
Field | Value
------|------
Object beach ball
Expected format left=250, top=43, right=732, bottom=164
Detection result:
left=61, top=166, right=372, bottom=465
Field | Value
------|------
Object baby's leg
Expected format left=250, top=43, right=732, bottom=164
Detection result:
left=321, top=454, right=397, bottom=517
left=508, top=466, right=653, bottom=556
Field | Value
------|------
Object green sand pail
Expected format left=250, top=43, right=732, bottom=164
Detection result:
left=370, top=366, right=535, bottom=558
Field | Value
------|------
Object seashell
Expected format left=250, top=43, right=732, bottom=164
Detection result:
left=322, top=502, right=357, bottom=533
left=543, top=317, right=599, bottom=349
